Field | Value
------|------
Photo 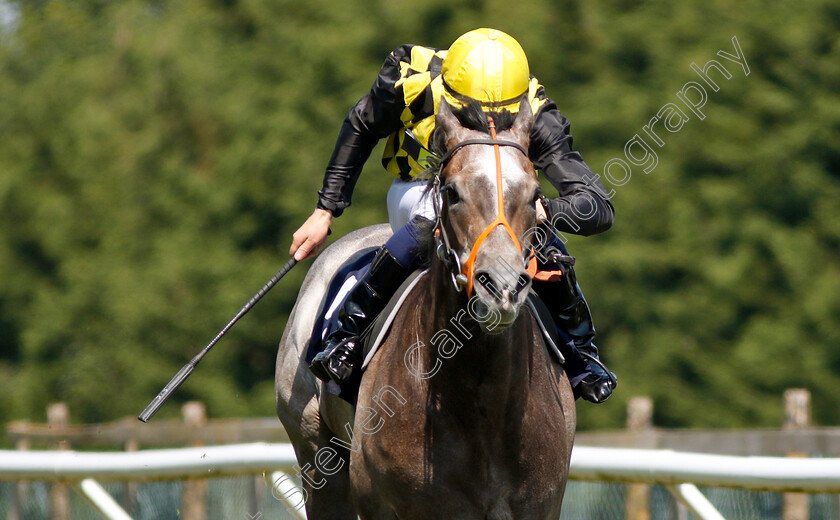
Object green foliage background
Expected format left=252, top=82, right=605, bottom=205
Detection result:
left=0, top=0, right=838, bottom=430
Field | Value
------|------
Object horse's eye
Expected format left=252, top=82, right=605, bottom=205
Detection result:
left=444, top=185, right=461, bottom=205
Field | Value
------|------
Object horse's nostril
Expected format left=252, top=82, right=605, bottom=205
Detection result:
left=476, top=270, right=531, bottom=304
left=476, top=271, right=499, bottom=296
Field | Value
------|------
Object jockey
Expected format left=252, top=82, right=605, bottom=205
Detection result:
left=291, top=28, right=617, bottom=403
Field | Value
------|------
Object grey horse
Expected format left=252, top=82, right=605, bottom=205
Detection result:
left=276, top=101, right=576, bottom=519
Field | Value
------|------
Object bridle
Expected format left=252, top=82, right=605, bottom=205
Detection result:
left=433, top=120, right=537, bottom=296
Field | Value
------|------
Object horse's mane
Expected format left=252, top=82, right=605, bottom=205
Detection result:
left=428, top=100, right=518, bottom=157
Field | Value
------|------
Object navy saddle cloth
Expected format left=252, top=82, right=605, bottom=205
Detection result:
left=306, top=248, right=378, bottom=404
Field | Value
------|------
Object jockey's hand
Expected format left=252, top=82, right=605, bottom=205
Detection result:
left=290, top=208, right=332, bottom=261
left=536, top=198, right=548, bottom=224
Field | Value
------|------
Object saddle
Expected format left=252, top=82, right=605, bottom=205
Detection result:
left=308, top=255, right=566, bottom=405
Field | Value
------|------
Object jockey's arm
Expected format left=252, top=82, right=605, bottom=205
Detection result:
left=530, top=101, right=615, bottom=237
left=315, top=46, right=413, bottom=218
left=290, top=46, right=412, bottom=261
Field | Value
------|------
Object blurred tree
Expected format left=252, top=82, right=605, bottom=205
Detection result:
left=0, top=0, right=838, bottom=430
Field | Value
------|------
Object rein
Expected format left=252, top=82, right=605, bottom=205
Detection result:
left=433, top=120, right=537, bottom=296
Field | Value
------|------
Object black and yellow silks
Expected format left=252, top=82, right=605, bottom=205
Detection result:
left=316, top=30, right=613, bottom=238
left=380, top=45, right=548, bottom=179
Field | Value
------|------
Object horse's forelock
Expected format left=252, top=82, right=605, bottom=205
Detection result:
left=452, top=100, right=518, bottom=134
left=430, top=100, right=521, bottom=157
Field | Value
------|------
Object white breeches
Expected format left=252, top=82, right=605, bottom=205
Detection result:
left=386, top=178, right=436, bottom=232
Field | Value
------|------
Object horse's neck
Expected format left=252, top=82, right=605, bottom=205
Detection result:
left=418, top=263, right=535, bottom=414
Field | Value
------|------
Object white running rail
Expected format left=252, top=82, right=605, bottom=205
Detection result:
left=570, top=446, right=840, bottom=492
left=2, top=443, right=840, bottom=520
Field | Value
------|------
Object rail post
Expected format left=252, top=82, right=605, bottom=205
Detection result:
left=47, top=403, right=71, bottom=520
left=783, top=389, right=810, bottom=520
left=181, top=401, right=207, bottom=520
left=8, top=436, right=29, bottom=520
left=625, top=396, right=654, bottom=520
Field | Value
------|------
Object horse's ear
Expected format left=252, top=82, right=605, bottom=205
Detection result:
left=510, top=97, right=534, bottom=147
left=436, top=98, right=462, bottom=144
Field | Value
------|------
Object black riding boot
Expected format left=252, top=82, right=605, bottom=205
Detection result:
left=310, top=247, right=413, bottom=384
left=534, top=249, right=617, bottom=403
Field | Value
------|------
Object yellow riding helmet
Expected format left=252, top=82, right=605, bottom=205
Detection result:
left=441, top=28, right=530, bottom=111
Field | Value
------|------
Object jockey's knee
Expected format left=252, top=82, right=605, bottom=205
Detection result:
left=383, top=216, right=434, bottom=270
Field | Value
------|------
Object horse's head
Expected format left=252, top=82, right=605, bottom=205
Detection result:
left=433, top=99, right=539, bottom=333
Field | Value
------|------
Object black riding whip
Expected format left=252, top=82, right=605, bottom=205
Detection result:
left=138, top=257, right=298, bottom=422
